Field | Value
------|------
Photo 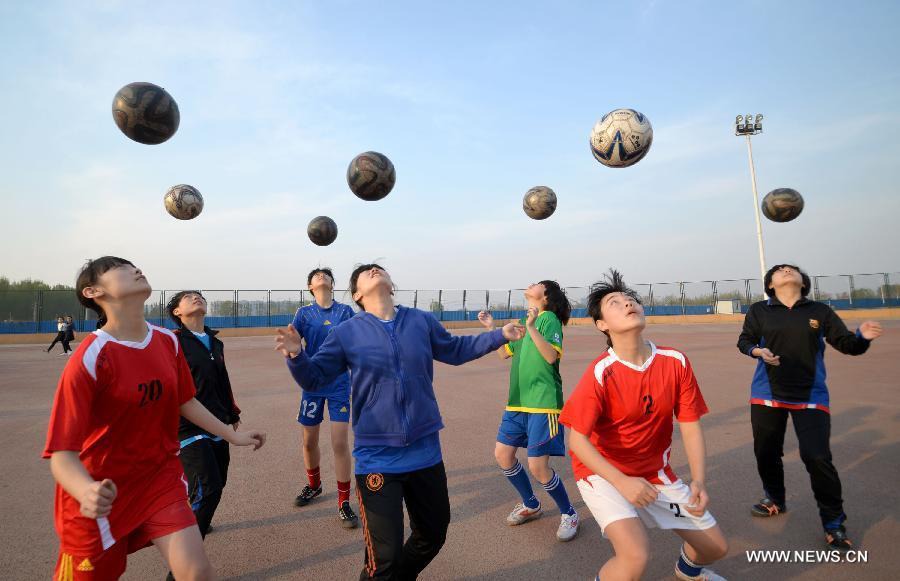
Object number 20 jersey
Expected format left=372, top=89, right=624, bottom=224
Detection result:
left=43, top=323, right=197, bottom=554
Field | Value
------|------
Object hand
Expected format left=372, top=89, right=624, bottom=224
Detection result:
left=477, top=310, right=495, bottom=330
left=229, top=429, right=266, bottom=450
left=525, top=306, right=539, bottom=328
left=232, top=420, right=241, bottom=431
left=275, top=324, right=302, bottom=357
left=616, top=476, right=658, bottom=508
left=686, top=480, right=709, bottom=516
left=501, top=322, right=526, bottom=342
left=78, top=479, right=117, bottom=519
left=859, top=321, right=883, bottom=340
left=753, top=347, right=780, bottom=366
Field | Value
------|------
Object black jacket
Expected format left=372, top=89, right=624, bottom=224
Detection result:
left=737, top=297, right=870, bottom=408
left=175, top=326, right=241, bottom=440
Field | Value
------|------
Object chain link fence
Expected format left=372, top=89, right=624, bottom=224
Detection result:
left=2, top=272, right=898, bottom=334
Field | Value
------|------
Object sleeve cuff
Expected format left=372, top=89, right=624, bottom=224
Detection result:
left=855, top=329, right=871, bottom=342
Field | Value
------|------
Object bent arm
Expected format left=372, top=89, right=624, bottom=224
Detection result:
left=286, top=331, right=349, bottom=391
left=180, top=398, right=243, bottom=443
left=528, top=325, right=559, bottom=364
left=568, top=430, right=628, bottom=486
left=429, top=317, right=507, bottom=365
left=50, top=451, right=96, bottom=501
left=737, top=306, right=762, bottom=356
left=679, top=420, right=707, bottom=484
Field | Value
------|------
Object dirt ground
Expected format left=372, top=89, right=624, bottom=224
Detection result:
left=1, top=321, right=897, bottom=580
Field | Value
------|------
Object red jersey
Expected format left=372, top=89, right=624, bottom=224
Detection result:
left=43, top=323, right=197, bottom=555
left=559, top=342, right=708, bottom=485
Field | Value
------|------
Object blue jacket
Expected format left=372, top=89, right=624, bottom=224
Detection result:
left=287, top=306, right=506, bottom=447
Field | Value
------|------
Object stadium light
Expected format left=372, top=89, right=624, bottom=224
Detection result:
left=735, top=113, right=767, bottom=281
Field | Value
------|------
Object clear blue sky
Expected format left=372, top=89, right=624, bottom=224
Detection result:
left=2, top=0, right=899, bottom=292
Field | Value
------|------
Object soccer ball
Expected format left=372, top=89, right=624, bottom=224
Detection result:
left=307, top=216, right=338, bottom=246
left=164, top=185, right=204, bottom=220
left=589, top=109, right=653, bottom=168
left=522, top=186, right=557, bottom=220
left=112, top=82, right=180, bottom=145
left=347, top=151, right=396, bottom=201
left=761, top=188, right=804, bottom=223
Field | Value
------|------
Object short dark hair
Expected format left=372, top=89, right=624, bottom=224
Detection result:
left=75, top=256, right=135, bottom=328
left=538, top=280, right=571, bottom=326
left=764, top=264, right=811, bottom=298
left=166, top=290, right=203, bottom=326
left=307, top=267, right=334, bottom=287
left=348, top=263, right=386, bottom=311
left=586, top=269, right=642, bottom=347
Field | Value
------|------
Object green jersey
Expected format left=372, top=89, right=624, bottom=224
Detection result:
left=505, top=311, right=564, bottom=413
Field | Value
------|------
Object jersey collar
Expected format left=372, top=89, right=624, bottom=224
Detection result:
left=93, top=321, right=154, bottom=349
left=607, top=340, right=657, bottom=372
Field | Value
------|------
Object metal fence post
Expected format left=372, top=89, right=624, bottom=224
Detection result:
left=462, top=289, right=467, bottom=319
left=233, top=290, right=238, bottom=328
left=882, top=273, right=889, bottom=305
left=267, top=290, right=272, bottom=327
left=438, top=290, right=443, bottom=321
left=813, top=276, right=820, bottom=301
left=34, top=290, right=42, bottom=334
left=413, top=290, right=418, bottom=309
left=485, top=290, right=489, bottom=312
left=847, top=275, right=855, bottom=307
left=648, top=284, right=654, bottom=309
left=507, top=290, right=512, bottom=315
left=679, top=282, right=686, bottom=315
left=711, top=281, right=718, bottom=311
left=743, top=279, right=751, bottom=305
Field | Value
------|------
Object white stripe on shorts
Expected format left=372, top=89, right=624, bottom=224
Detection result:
left=97, top=516, right=116, bottom=550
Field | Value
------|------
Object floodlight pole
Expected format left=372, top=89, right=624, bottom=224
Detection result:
left=745, top=135, right=767, bottom=282
left=736, top=114, right=767, bottom=282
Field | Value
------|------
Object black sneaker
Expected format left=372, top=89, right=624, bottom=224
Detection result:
left=294, top=484, right=322, bottom=506
left=751, top=497, right=786, bottom=517
left=825, top=526, right=854, bottom=551
left=339, top=500, right=359, bottom=529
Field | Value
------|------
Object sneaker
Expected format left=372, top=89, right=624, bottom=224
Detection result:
left=506, top=502, right=543, bottom=526
left=750, top=497, right=785, bottom=517
left=294, top=484, right=322, bottom=506
left=674, top=565, right=727, bottom=580
left=556, top=512, right=579, bottom=542
left=339, top=501, right=359, bottom=529
left=825, top=526, right=854, bottom=551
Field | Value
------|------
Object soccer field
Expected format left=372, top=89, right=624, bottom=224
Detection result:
left=2, top=322, right=898, bottom=580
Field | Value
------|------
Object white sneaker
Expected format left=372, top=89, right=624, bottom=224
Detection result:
left=674, top=565, right=727, bottom=581
left=556, top=512, right=579, bottom=542
left=506, top=502, right=542, bottom=526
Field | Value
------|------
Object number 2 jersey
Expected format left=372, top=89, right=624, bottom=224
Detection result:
left=42, top=323, right=197, bottom=555
left=559, top=342, right=709, bottom=485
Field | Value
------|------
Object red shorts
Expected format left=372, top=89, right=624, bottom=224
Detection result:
left=54, top=498, right=196, bottom=580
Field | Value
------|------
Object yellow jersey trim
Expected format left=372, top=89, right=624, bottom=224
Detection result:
left=504, top=344, right=514, bottom=356
left=505, top=406, right=562, bottom=414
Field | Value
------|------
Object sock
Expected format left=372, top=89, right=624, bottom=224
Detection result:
left=501, top=461, right=539, bottom=509
left=306, top=466, right=321, bottom=489
left=337, top=480, right=351, bottom=506
left=676, top=545, right=704, bottom=578
left=541, top=471, right=575, bottom=516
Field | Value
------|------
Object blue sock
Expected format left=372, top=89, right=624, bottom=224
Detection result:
left=502, top=461, right=539, bottom=509
left=541, top=471, right=575, bottom=516
left=676, top=546, right=704, bottom=578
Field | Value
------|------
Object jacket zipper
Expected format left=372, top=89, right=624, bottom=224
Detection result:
left=378, top=310, right=410, bottom=446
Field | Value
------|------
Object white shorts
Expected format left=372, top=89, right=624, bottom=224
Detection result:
left=577, top=475, right=717, bottom=535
